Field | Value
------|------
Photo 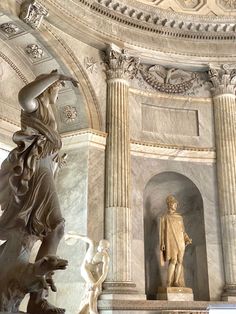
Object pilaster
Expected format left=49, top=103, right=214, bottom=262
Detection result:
left=209, top=64, right=236, bottom=300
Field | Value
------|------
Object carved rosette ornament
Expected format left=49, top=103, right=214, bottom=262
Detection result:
left=0, top=23, right=19, bottom=34
left=209, top=64, right=236, bottom=300
left=104, top=45, right=139, bottom=296
left=62, top=105, right=78, bottom=123
left=25, top=44, right=44, bottom=59
left=19, top=0, right=49, bottom=29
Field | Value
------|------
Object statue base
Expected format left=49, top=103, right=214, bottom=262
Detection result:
left=157, top=287, right=194, bottom=301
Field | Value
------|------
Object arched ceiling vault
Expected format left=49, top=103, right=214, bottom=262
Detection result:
left=0, top=8, right=102, bottom=138
left=24, top=0, right=236, bottom=70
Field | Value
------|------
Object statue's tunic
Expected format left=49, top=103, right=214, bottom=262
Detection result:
left=0, top=97, right=63, bottom=239
left=159, top=213, right=186, bottom=263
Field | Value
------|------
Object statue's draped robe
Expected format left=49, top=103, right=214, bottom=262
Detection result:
left=0, top=97, right=62, bottom=240
left=159, top=212, right=190, bottom=286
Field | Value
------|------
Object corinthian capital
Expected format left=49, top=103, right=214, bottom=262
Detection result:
left=104, top=44, right=140, bottom=80
left=208, top=64, right=236, bottom=97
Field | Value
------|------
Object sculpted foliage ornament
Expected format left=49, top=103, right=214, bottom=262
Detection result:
left=20, top=0, right=49, bottom=29
left=104, top=45, right=140, bottom=80
left=139, top=64, right=197, bottom=94
left=208, top=64, right=236, bottom=96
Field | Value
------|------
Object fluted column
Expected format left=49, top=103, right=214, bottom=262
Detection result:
left=103, top=45, right=139, bottom=295
left=209, top=65, right=236, bottom=300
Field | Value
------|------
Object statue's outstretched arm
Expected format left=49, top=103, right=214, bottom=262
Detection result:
left=18, top=72, right=61, bottom=113
left=18, top=70, right=78, bottom=113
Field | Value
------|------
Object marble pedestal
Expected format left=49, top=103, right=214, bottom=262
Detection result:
left=157, top=287, right=194, bottom=301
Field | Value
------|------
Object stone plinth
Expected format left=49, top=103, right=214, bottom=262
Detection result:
left=157, top=287, right=194, bottom=301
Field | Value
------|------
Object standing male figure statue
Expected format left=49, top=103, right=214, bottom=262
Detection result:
left=0, top=70, right=78, bottom=313
left=159, top=195, right=192, bottom=287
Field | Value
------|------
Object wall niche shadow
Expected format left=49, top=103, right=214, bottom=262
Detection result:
left=144, top=171, right=209, bottom=301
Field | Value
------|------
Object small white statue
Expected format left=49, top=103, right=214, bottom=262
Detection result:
left=65, top=233, right=110, bottom=314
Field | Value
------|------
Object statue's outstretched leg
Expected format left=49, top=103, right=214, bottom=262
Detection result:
left=27, top=221, right=65, bottom=314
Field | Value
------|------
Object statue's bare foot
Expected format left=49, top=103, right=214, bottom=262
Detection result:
left=27, top=298, right=65, bottom=314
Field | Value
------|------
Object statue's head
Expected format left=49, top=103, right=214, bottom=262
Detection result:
left=166, top=195, right=178, bottom=213
left=97, top=239, right=110, bottom=252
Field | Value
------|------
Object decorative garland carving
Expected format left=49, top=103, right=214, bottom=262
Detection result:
left=139, top=65, right=197, bottom=94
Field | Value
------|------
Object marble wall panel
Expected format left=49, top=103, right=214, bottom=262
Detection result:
left=52, top=144, right=105, bottom=314
left=130, top=92, right=214, bottom=148
left=131, top=155, right=224, bottom=301
left=142, top=104, right=199, bottom=136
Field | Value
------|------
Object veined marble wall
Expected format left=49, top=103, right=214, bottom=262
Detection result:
left=54, top=131, right=106, bottom=314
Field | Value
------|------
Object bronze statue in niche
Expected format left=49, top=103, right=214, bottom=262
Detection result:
left=0, top=70, right=78, bottom=313
left=159, top=195, right=192, bottom=287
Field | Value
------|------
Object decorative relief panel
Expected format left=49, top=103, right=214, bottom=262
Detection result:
left=142, top=104, right=199, bottom=137
left=60, top=105, right=78, bottom=123
left=139, top=64, right=196, bottom=94
left=25, top=44, right=44, bottom=59
left=217, top=0, right=236, bottom=10
left=175, top=0, right=206, bottom=10
left=0, top=23, right=20, bottom=36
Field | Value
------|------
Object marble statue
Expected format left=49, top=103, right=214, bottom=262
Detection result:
left=65, top=233, right=110, bottom=314
left=0, top=70, right=78, bottom=313
left=159, top=195, right=192, bottom=287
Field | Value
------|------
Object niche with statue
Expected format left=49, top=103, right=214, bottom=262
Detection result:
left=144, top=171, right=209, bottom=301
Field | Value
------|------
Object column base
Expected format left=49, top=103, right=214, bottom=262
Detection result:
left=101, top=282, right=146, bottom=300
left=222, top=284, right=236, bottom=301
left=157, top=287, right=194, bottom=301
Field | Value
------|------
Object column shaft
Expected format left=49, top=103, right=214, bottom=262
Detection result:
left=213, top=94, right=236, bottom=296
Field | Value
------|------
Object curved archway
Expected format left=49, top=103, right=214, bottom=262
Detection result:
left=144, top=171, right=209, bottom=301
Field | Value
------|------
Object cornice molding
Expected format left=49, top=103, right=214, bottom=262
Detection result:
left=41, top=0, right=236, bottom=41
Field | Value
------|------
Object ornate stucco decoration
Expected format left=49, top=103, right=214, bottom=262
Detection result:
left=217, top=0, right=236, bottom=10
left=104, top=45, right=140, bottom=80
left=19, top=0, right=49, bottom=29
left=75, top=0, right=236, bottom=40
left=62, top=105, right=78, bottom=123
left=25, top=44, right=44, bottom=59
left=0, top=23, right=19, bottom=35
left=139, top=65, right=197, bottom=94
left=84, top=57, right=98, bottom=74
left=208, top=64, right=236, bottom=96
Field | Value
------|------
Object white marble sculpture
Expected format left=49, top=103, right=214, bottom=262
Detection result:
left=65, top=233, right=110, bottom=314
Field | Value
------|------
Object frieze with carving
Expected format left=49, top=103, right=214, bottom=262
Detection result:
left=139, top=64, right=197, bottom=94
left=19, top=0, right=49, bottom=29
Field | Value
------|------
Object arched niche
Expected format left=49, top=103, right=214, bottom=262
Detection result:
left=144, top=171, right=209, bottom=301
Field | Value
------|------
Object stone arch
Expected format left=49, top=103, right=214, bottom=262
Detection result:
left=143, top=171, right=209, bottom=301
